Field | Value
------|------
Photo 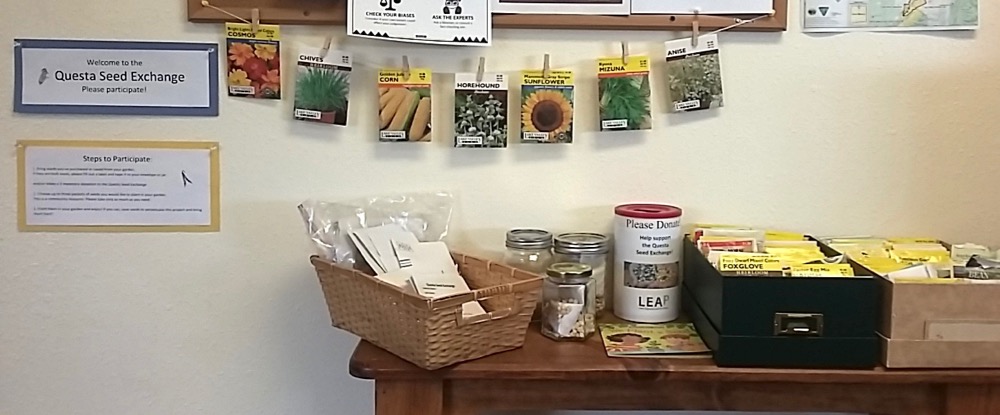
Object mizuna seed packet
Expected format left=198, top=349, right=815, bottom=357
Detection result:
left=520, top=70, right=574, bottom=144
left=226, top=23, right=281, bottom=99
left=597, top=56, right=651, bottom=131
left=378, top=69, right=432, bottom=142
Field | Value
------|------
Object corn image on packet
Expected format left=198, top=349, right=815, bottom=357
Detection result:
left=378, top=69, right=432, bottom=142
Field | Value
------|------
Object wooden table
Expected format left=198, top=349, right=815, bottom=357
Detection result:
left=350, top=328, right=1000, bottom=415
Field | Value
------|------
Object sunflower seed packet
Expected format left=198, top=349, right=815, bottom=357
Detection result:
left=455, top=73, right=508, bottom=148
left=520, top=70, right=574, bottom=144
left=225, top=23, right=281, bottom=99
left=294, top=50, right=351, bottom=125
left=598, top=56, right=651, bottom=131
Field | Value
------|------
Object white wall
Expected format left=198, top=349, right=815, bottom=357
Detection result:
left=2, top=1, right=997, bottom=414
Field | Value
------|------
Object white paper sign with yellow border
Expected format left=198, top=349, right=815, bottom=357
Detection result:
left=17, top=140, right=220, bottom=232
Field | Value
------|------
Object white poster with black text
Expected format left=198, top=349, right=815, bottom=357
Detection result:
left=349, top=0, right=491, bottom=45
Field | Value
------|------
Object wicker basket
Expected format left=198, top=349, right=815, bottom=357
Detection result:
left=310, top=252, right=544, bottom=370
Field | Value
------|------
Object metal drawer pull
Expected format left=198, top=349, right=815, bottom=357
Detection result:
left=774, top=312, right=824, bottom=336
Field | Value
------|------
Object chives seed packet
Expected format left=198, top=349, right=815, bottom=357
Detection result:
left=225, top=23, right=281, bottom=99
left=378, top=69, right=432, bottom=142
left=597, top=56, right=651, bottom=131
left=664, top=33, right=723, bottom=113
left=294, top=51, right=351, bottom=126
left=454, top=72, right=508, bottom=148
left=520, top=70, right=574, bottom=144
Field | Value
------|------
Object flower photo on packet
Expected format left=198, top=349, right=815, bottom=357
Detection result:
left=226, top=23, right=281, bottom=99
left=520, top=69, right=574, bottom=144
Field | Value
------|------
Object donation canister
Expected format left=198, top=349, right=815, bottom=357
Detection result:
left=613, top=203, right=683, bottom=323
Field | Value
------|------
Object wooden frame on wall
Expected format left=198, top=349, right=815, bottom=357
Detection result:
left=188, top=0, right=788, bottom=31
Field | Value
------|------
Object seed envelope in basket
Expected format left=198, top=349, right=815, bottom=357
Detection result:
left=348, top=224, right=485, bottom=317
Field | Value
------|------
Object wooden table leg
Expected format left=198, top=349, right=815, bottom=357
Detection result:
left=945, top=385, right=1000, bottom=415
left=375, top=379, right=444, bottom=415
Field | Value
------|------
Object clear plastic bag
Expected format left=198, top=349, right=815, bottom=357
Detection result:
left=298, top=191, right=455, bottom=267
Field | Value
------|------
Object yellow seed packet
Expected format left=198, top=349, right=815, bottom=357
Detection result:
left=378, top=69, right=432, bottom=142
left=784, top=264, right=855, bottom=277
left=855, top=257, right=911, bottom=275
left=764, top=240, right=819, bottom=249
left=718, top=253, right=783, bottom=276
left=597, top=56, right=651, bottom=131
left=521, top=70, right=574, bottom=144
left=765, top=230, right=806, bottom=241
left=887, top=237, right=940, bottom=245
left=890, top=249, right=951, bottom=264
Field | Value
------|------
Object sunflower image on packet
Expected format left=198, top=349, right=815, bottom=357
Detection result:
left=520, top=70, right=574, bottom=143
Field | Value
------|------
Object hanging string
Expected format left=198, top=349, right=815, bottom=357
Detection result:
left=708, top=11, right=775, bottom=35
left=200, top=0, right=252, bottom=25
left=292, top=10, right=777, bottom=75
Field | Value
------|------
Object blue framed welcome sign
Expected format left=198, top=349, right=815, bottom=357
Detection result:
left=13, top=39, right=219, bottom=116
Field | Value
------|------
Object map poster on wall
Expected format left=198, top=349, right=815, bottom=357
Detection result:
left=630, top=0, right=772, bottom=14
left=349, top=0, right=491, bottom=45
left=16, top=140, right=220, bottom=233
left=803, top=0, right=979, bottom=32
left=13, top=39, right=218, bottom=116
left=491, top=0, right=629, bottom=15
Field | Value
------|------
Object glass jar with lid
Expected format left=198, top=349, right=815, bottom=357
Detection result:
left=540, top=262, right=596, bottom=341
left=502, top=229, right=554, bottom=275
left=553, top=232, right=610, bottom=315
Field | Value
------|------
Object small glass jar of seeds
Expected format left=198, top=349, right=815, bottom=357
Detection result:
left=540, top=262, right=596, bottom=341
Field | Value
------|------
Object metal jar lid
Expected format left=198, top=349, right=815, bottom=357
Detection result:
left=546, top=262, right=593, bottom=283
left=554, top=232, right=609, bottom=255
left=506, top=228, right=553, bottom=250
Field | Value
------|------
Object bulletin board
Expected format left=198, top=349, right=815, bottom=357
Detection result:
left=187, top=0, right=789, bottom=32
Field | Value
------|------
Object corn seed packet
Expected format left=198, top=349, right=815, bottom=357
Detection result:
left=664, top=33, right=723, bottom=113
left=226, top=23, right=281, bottom=99
left=454, top=73, right=508, bottom=148
left=294, top=50, right=351, bottom=125
left=378, top=69, right=432, bottom=142
left=520, top=70, right=574, bottom=144
left=597, top=56, right=651, bottom=131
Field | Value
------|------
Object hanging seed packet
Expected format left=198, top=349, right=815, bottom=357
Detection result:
left=454, top=73, right=508, bottom=148
left=664, top=33, right=723, bottom=113
left=294, top=50, right=351, bottom=125
left=226, top=23, right=281, bottom=99
left=520, top=70, right=574, bottom=144
left=378, top=69, right=432, bottom=142
left=597, top=56, right=651, bottom=131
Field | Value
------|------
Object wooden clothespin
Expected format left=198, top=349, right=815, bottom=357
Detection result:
left=251, top=8, right=261, bottom=32
left=320, top=35, right=333, bottom=58
left=542, top=54, right=551, bottom=79
left=402, top=55, right=411, bottom=80
left=621, top=41, right=629, bottom=65
left=476, top=57, right=486, bottom=83
left=691, top=9, right=701, bottom=47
